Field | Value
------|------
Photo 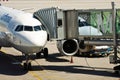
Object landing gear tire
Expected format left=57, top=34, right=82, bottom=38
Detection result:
left=43, top=48, right=48, bottom=58
left=36, top=48, right=48, bottom=58
left=24, top=62, right=32, bottom=70
left=36, top=52, right=41, bottom=58
left=0, top=46, right=1, bottom=50
left=23, top=54, right=32, bottom=70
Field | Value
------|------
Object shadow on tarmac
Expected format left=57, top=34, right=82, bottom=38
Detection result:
left=0, top=51, right=119, bottom=78
left=33, top=53, right=120, bottom=78
left=0, top=51, right=69, bottom=75
left=45, top=53, right=69, bottom=62
left=31, top=65, right=120, bottom=78
left=0, top=51, right=28, bottom=76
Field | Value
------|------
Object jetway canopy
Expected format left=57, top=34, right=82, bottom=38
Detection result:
left=33, top=7, right=57, bottom=39
left=33, top=8, right=78, bottom=39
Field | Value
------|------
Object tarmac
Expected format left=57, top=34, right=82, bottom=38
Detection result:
left=0, top=41, right=119, bottom=80
left=0, top=0, right=120, bottom=80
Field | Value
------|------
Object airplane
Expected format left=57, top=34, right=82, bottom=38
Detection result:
left=0, top=6, right=49, bottom=70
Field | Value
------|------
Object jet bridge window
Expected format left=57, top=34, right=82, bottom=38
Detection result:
left=15, top=25, right=23, bottom=31
left=58, top=19, right=62, bottom=27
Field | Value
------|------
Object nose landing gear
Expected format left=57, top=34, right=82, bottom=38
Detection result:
left=23, top=47, right=48, bottom=70
left=23, top=54, right=32, bottom=70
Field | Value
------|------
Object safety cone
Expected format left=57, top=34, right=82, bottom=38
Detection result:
left=70, top=56, right=73, bottom=63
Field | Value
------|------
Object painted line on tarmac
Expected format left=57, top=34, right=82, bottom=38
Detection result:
left=34, top=60, right=65, bottom=80
left=0, top=50, right=43, bottom=80
left=29, top=71, right=42, bottom=80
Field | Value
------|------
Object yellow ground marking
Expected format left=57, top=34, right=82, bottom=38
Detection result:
left=34, top=60, right=65, bottom=80
left=29, top=71, right=42, bottom=80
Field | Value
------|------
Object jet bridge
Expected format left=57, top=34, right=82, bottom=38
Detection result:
left=33, top=8, right=78, bottom=40
left=33, top=2, right=120, bottom=72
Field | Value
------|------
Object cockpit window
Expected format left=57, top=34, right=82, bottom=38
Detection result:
left=34, top=25, right=46, bottom=31
left=15, top=25, right=23, bottom=31
left=15, top=25, right=46, bottom=32
left=34, top=26, right=41, bottom=31
left=24, top=26, right=33, bottom=31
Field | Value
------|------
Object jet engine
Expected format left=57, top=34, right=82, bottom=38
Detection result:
left=57, top=39, right=79, bottom=56
left=79, top=40, right=94, bottom=52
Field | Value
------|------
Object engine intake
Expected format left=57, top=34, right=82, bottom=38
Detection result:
left=57, top=39, right=79, bottom=56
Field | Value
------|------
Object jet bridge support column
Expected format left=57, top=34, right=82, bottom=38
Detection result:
left=111, top=2, right=120, bottom=74
left=112, top=2, right=117, bottom=64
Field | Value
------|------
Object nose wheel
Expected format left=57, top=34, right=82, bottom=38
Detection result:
left=23, top=54, right=32, bottom=70
left=24, top=62, right=31, bottom=70
left=23, top=48, right=48, bottom=70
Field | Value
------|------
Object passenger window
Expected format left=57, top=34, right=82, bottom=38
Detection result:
left=15, top=25, right=23, bottom=31
left=24, top=26, right=33, bottom=31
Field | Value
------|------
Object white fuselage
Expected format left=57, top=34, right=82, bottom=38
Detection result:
left=0, top=6, right=47, bottom=54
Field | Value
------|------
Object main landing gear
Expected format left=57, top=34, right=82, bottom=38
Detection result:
left=23, top=48, right=48, bottom=70
left=36, top=48, right=48, bottom=58
left=0, top=46, right=1, bottom=50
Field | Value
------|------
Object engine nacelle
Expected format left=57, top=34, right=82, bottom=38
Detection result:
left=79, top=40, right=94, bottom=52
left=57, top=39, right=79, bottom=56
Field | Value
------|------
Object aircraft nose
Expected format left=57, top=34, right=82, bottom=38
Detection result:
left=28, top=31, right=47, bottom=46
left=18, top=31, right=48, bottom=47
